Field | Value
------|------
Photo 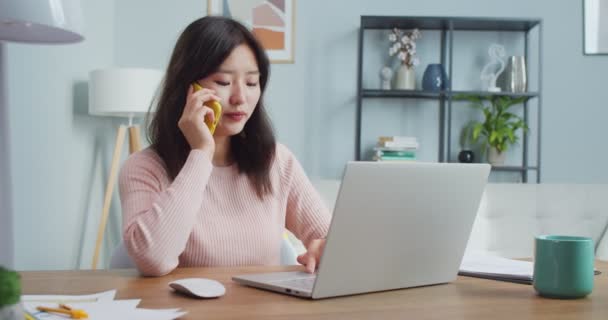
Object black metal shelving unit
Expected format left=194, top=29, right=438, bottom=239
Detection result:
left=355, top=15, right=542, bottom=183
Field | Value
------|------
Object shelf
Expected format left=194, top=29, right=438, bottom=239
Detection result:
left=491, top=166, right=538, bottom=172
left=361, top=89, right=446, bottom=99
left=361, top=89, right=539, bottom=100
left=450, top=91, right=539, bottom=99
left=361, top=16, right=541, bottom=32
left=356, top=15, right=542, bottom=182
left=447, top=163, right=538, bottom=172
left=362, top=16, right=450, bottom=30
left=451, top=17, right=540, bottom=31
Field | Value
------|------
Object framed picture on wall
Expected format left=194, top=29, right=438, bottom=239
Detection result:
left=207, top=0, right=295, bottom=63
left=583, top=0, right=608, bottom=55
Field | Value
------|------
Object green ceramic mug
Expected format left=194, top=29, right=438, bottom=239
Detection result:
left=533, top=235, right=594, bottom=299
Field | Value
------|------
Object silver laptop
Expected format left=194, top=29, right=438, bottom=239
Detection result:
left=232, top=161, right=490, bottom=299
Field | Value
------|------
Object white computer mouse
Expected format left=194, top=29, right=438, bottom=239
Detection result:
left=169, top=278, right=226, bottom=298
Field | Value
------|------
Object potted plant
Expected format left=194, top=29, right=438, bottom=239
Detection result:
left=0, top=266, right=23, bottom=320
left=458, top=95, right=528, bottom=166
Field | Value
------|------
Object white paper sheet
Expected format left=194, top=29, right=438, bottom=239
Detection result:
left=21, top=291, right=186, bottom=320
left=21, top=290, right=117, bottom=304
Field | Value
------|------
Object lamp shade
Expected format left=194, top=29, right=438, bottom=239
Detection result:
left=0, top=0, right=85, bottom=43
left=89, top=68, right=163, bottom=118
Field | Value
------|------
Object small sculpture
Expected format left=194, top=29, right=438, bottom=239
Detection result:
left=480, top=44, right=506, bottom=92
left=380, top=66, right=393, bottom=90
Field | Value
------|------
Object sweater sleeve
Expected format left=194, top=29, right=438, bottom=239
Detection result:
left=118, top=149, right=213, bottom=276
left=280, top=145, right=331, bottom=248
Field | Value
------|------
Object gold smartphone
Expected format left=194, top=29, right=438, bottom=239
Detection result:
left=192, top=82, right=222, bottom=135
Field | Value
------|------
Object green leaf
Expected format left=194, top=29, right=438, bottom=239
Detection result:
left=501, top=112, right=518, bottom=121
left=483, top=108, right=491, bottom=120
left=472, top=123, right=483, bottom=141
left=453, top=94, right=483, bottom=104
left=507, top=131, right=515, bottom=143
left=500, top=141, right=508, bottom=152
left=489, top=131, right=498, bottom=143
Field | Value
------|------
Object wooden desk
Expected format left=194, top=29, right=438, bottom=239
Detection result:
left=21, top=262, right=607, bottom=320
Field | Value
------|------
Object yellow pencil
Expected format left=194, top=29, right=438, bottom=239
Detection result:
left=24, top=311, right=35, bottom=320
left=36, top=305, right=88, bottom=319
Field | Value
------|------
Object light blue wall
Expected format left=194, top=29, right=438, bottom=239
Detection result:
left=5, top=0, right=608, bottom=270
left=282, top=0, right=608, bottom=183
left=7, top=1, right=117, bottom=270
left=114, top=0, right=205, bottom=69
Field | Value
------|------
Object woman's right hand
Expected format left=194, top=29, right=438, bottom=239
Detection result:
left=178, top=85, right=222, bottom=155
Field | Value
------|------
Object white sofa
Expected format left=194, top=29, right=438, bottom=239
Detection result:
left=306, top=180, right=608, bottom=261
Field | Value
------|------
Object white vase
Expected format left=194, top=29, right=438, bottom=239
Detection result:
left=394, top=64, right=415, bottom=90
left=487, top=147, right=506, bottom=166
left=0, top=303, right=23, bottom=320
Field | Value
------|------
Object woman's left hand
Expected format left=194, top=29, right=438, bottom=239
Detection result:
left=297, top=239, right=326, bottom=273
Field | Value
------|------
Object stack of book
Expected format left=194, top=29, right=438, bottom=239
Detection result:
left=373, top=136, right=419, bottom=161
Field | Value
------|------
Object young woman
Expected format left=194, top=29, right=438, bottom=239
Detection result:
left=118, top=16, right=330, bottom=276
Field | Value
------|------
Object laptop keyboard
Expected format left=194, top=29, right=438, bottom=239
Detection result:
left=273, top=276, right=316, bottom=291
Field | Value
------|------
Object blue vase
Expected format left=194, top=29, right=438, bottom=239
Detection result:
left=422, top=64, right=448, bottom=91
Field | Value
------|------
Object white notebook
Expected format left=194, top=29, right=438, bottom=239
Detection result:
left=459, top=253, right=534, bottom=284
left=459, top=252, right=601, bottom=285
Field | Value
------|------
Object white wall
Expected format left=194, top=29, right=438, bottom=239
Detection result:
left=5, top=0, right=608, bottom=270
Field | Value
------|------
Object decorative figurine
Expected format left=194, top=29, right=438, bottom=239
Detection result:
left=480, top=44, right=506, bottom=92
left=380, top=66, right=393, bottom=90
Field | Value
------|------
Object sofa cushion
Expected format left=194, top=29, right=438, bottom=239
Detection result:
left=310, top=180, right=608, bottom=260
left=467, top=184, right=608, bottom=259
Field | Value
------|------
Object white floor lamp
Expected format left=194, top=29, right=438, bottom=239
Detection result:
left=88, top=68, right=163, bottom=269
left=0, top=0, right=84, bottom=268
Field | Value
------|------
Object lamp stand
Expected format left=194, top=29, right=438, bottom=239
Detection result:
left=0, top=43, right=14, bottom=268
left=91, top=124, right=142, bottom=269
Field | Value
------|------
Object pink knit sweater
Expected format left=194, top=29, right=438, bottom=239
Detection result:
left=118, top=143, right=331, bottom=276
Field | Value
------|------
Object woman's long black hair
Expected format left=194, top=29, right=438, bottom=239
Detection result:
left=148, top=16, right=276, bottom=198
